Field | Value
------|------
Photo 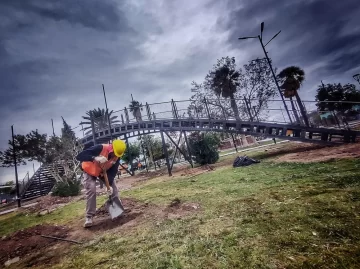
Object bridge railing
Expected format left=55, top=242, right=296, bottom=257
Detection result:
left=86, top=98, right=360, bottom=139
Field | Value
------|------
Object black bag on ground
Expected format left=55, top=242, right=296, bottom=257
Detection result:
left=233, top=155, right=260, bottom=168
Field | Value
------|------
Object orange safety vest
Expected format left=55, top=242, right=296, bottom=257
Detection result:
left=81, top=144, right=119, bottom=177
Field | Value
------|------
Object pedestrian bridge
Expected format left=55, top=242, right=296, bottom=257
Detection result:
left=80, top=98, right=359, bottom=148
left=80, top=117, right=358, bottom=148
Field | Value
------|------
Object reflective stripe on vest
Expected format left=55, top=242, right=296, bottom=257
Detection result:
left=81, top=144, right=119, bottom=177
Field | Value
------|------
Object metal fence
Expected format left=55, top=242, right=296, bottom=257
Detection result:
left=18, top=172, right=30, bottom=196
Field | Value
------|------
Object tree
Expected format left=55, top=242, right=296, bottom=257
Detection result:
left=306, top=111, right=322, bottom=127
left=277, top=66, right=307, bottom=125
left=238, top=58, right=277, bottom=120
left=122, top=142, right=141, bottom=164
left=80, top=108, right=120, bottom=135
left=45, top=118, right=83, bottom=184
left=138, top=134, right=173, bottom=168
left=188, top=132, right=220, bottom=165
left=129, top=100, right=143, bottom=122
left=315, top=83, right=360, bottom=114
left=0, top=120, right=83, bottom=190
left=205, top=57, right=241, bottom=119
left=0, top=131, right=47, bottom=167
left=188, top=57, right=277, bottom=122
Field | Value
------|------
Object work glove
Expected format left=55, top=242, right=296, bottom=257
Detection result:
left=107, top=186, right=113, bottom=196
left=94, top=156, right=107, bottom=164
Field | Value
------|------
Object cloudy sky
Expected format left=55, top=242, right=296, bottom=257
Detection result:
left=1, top=0, right=359, bottom=183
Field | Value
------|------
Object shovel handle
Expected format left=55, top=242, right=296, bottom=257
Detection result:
left=102, top=168, right=111, bottom=191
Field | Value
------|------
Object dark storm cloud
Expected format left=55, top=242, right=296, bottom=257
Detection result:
left=0, top=0, right=142, bottom=166
left=0, top=0, right=130, bottom=33
left=225, top=0, right=360, bottom=75
left=0, top=0, right=137, bottom=115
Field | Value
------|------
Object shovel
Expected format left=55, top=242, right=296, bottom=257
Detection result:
left=102, top=169, right=125, bottom=220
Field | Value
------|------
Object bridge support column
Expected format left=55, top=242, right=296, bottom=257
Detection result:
left=140, top=136, right=149, bottom=172
left=183, top=131, right=193, bottom=168
left=321, top=133, right=329, bottom=142
left=160, top=131, right=172, bottom=176
left=243, top=97, right=254, bottom=122
left=121, top=134, right=134, bottom=176
left=231, top=133, right=238, bottom=152
left=164, top=131, right=193, bottom=168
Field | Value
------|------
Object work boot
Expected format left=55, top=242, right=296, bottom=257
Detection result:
left=83, top=217, right=93, bottom=228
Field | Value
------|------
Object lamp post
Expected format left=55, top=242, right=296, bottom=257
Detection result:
left=238, top=22, right=293, bottom=124
left=11, top=125, right=21, bottom=207
left=102, top=84, right=113, bottom=141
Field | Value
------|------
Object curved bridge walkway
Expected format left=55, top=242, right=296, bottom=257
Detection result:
left=81, top=118, right=358, bottom=147
left=80, top=99, right=359, bottom=176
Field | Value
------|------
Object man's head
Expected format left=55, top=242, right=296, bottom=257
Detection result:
left=111, top=139, right=126, bottom=158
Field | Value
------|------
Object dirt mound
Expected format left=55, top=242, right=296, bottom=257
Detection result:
left=275, top=142, right=360, bottom=163
left=134, top=170, right=165, bottom=180
left=163, top=198, right=201, bottom=219
left=95, top=198, right=143, bottom=217
left=88, top=198, right=151, bottom=231
left=180, top=165, right=215, bottom=177
left=0, top=225, right=70, bottom=266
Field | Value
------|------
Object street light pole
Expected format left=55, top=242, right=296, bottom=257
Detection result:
left=239, top=23, right=293, bottom=124
left=102, top=84, right=113, bottom=141
left=257, top=35, right=292, bottom=123
left=11, top=125, right=21, bottom=207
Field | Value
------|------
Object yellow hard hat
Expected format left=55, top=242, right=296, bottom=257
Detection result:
left=112, top=139, right=126, bottom=157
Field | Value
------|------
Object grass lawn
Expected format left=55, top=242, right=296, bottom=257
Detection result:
left=53, top=157, right=360, bottom=269
left=0, top=196, right=108, bottom=237
left=1, top=147, right=360, bottom=269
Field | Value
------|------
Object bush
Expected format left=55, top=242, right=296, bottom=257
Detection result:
left=51, top=180, right=81, bottom=197
left=189, top=132, right=220, bottom=165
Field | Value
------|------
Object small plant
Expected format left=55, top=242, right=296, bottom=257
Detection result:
left=188, top=132, right=220, bottom=165
left=51, top=179, right=81, bottom=197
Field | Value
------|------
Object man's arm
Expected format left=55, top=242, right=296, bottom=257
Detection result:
left=76, top=145, right=103, bottom=162
left=106, top=159, right=120, bottom=184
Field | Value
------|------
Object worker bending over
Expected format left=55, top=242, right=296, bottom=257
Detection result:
left=76, top=140, right=126, bottom=227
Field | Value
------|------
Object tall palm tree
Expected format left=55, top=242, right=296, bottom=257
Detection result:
left=278, top=66, right=309, bottom=126
left=208, top=57, right=241, bottom=120
left=80, top=108, right=120, bottom=135
left=129, top=100, right=143, bottom=122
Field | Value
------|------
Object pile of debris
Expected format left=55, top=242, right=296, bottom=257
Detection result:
left=233, top=156, right=260, bottom=168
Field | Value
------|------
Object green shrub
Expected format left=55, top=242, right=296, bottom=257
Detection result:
left=188, top=132, right=220, bottom=165
left=52, top=180, right=81, bottom=197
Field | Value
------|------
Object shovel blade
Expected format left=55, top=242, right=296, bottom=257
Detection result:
left=106, top=197, right=125, bottom=220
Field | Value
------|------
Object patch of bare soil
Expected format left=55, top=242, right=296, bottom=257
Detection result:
left=0, top=225, right=70, bottom=267
left=163, top=198, right=201, bottom=220
left=274, top=142, right=360, bottom=163
left=177, top=165, right=215, bottom=178
left=19, top=195, right=80, bottom=215
left=76, top=197, right=201, bottom=234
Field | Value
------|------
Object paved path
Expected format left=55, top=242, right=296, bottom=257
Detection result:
left=0, top=202, right=38, bottom=216
left=219, top=140, right=290, bottom=157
